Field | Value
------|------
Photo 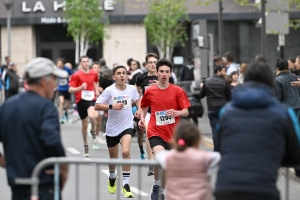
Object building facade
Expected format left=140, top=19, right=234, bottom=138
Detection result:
left=1, top=0, right=300, bottom=75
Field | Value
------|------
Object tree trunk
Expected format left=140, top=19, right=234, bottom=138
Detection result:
left=75, top=34, right=79, bottom=64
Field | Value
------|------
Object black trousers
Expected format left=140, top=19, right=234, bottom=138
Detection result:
left=11, top=185, right=62, bottom=200
left=215, top=193, right=279, bottom=200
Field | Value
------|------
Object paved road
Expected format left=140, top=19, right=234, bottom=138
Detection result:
left=0, top=114, right=299, bottom=200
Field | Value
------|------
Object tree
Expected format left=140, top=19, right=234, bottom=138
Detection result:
left=143, top=0, right=190, bottom=59
left=64, top=0, right=107, bottom=63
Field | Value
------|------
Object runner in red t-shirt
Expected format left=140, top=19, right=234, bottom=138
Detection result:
left=69, top=55, right=99, bottom=157
left=138, top=58, right=190, bottom=200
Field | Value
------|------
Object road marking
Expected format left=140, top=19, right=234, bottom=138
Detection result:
left=67, top=148, right=81, bottom=154
left=101, top=170, right=148, bottom=196
left=202, top=136, right=214, bottom=148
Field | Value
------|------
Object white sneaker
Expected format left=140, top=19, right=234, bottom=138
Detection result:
left=93, top=143, right=99, bottom=150
left=92, top=135, right=98, bottom=144
left=83, top=146, right=90, bottom=157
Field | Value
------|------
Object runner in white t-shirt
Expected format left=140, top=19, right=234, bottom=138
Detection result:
left=95, top=65, right=141, bottom=198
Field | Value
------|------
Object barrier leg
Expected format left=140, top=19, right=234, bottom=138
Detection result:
left=54, top=164, right=60, bottom=200
left=285, top=168, right=290, bottom=200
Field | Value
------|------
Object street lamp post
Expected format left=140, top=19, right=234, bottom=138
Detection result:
left=218, top=0, right=224, bottom=56
left=1, top=0, right=13, bottom=57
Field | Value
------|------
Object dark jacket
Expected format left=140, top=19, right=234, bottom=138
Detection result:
left=199, top=74, right=231, bottom=109
left=274, top=71, right=300, bottom=109
left=0, top=92, right=66, bottom=186
left=180, top=61, right=194, bottom=81
left=215, top=82, right=300, bottom=199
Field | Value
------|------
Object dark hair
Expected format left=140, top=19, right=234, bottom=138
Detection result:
left=224, top=52, right=234, bottom=62
left=244, top=62, right=274, bottom=88
left=255, top=54, right=267, bottom=63
left=145, top=53, right=158, bottom=63
left=113, top=65, right=127, bottom=75
left=92, top=61, right=100, bottom=66
left=130, top=60, right=141, bottom=70
left=156, top=58, right=173, bottom=72
left=99, top=58, right=106, bottom=66
left=289, top=58, right=296, bottom=63
left=127, top=58, right=133, bottom=66
left=173, top=121, right=201, bottom=152
left=214, top=65, right=226, bottom=74
left=56, top=58, right=65, bottom=64
left=80, top=55, right=89, bottom=62
left=276, top=58, right=288, bottom=71
left=5, top=55, right=10, bottom=60
left=231, top=71, right=239, bottom=76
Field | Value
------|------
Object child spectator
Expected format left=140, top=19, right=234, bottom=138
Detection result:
left=156, top=121, right=221, bottom=200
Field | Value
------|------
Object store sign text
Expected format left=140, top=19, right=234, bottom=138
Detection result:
left=22, top=0, right=115, bottom=13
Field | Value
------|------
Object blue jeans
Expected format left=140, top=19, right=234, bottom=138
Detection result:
left=208, top=107, right=222, bottom=151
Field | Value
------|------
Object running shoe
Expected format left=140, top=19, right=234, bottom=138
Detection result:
left=60, top=117, right=65, bottom=124
left=121, top=184, right=134, bottom=198
left=83, top=146, right=89, bottom=157
left=92, top=133, right=98, bottom=144
left=93, top=143, right=99, bottom=150
left=64, top=111, right=69, bottom=122
left=150, top=185, right=159, bottom=200
left=108, top=176, right=117, bottom=194
left=140, top=153, right=145, bottom=160
left=147, top=165, right=154, bottom=176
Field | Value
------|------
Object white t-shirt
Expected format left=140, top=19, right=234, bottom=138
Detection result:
left=96, top=84, right=139, bottom=137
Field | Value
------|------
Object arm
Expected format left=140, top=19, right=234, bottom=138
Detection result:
left=207, top=152, right=221, bottom=175
left=95, top=90, right=124, bottom=111
left=166, top=108, right=189, bottom=118
left=291, top=78, right=300, bottom=87
left=199, top=82, right=206, bottom=99
left=0, top=152, right=5, bottom=168
left=225, top=82, right=232, bottom=101
left=274, top=80, right=282, bottom=102
left=138, top=107, right=149, bottom=130
left=281, top=108, right=300, bottom=168
left=94, top=81, right=99, bottom=96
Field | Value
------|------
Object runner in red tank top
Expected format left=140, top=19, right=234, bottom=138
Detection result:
left=69, top=55, right=99, bottom=157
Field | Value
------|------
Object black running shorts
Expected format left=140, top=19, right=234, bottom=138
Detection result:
left=149, top=136, right=171, bottom=150
left=76, top=100, right=96, bottom=120
left=106, top=128, right=134, bottom=148
left=58, top=90, right=71, bottom=101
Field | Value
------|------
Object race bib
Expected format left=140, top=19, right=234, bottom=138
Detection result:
left=113, top=95, right=130, bottom=109
left=81, top=90, right=94, bottom=101
left=59, top=78, right=68, bottom=86
left=155, top=110, right=175, bottom=126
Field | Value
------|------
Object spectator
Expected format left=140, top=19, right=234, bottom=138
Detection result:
left=1, top=55, right=11, bottom=72
left=1, top=62, right=19, bottom=100
left=215, top=61, right=300, bottom=200
left=198, top=65, right=231, bottom=150
left=238, top=63, right=247, bottom=84
left=230, top=71, right=239, bottom=92
left=274, top=58, right=300, bottom=119
left=180, top=54, right=195, bottom=81
left=0, top=57, right=69, bottom=200
left=99, top=58, right=113, bottom=79
left=155, top=121, right=221, bottom=200
left=288, top=58, right=298, bottom=75
left=224, top=52, right=238, bottom=75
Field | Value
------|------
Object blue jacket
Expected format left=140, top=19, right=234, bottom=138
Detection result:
left=274, top=71, right=300, bottom=109
left=0, top=92, right=66, bottom=186
left=215, top=82, right=300, bottom=198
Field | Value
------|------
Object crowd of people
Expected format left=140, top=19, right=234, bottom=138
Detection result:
left=1, top=51, right=300, bottom=200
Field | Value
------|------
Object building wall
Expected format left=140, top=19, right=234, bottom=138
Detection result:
left=1, top=25, right=36, bottom=76
left=103, top=23, right=147, bottom=68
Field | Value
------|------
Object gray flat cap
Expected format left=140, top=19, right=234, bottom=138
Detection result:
left=25, top=57, right=68, bottom=78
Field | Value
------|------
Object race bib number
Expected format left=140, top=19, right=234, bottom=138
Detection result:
left=155, top=110, right=175, bottom=126
left=81, top=90, right=95, bottom=101
left=113, top=95, right=130, bottom=109
left=59, top=78, right=68, bottom=86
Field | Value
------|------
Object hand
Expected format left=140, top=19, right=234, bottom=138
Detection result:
left=95, top=90, right=100, bottom=97
left=134, top=109, right=141, bottom=119
left=99, top=87, right=104, bottom=93
left=166, top=109, right=179, bottom=118
left=291, top=78, right=300, bottom=87
left=81, top=82, right=87, bottom=90
left=113, top=103, right=124, bottom=110
left=138, top=119, right=145, bottom=130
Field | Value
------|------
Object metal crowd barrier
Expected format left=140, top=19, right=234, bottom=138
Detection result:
left=14, top=157, right=296, bottom=200
left=15, top=157, right=160, bottom=200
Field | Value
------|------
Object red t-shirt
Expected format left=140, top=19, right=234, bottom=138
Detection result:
left=69, top=70, right=98, bottom=103
left=141, top=84, right=190, bottom=142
